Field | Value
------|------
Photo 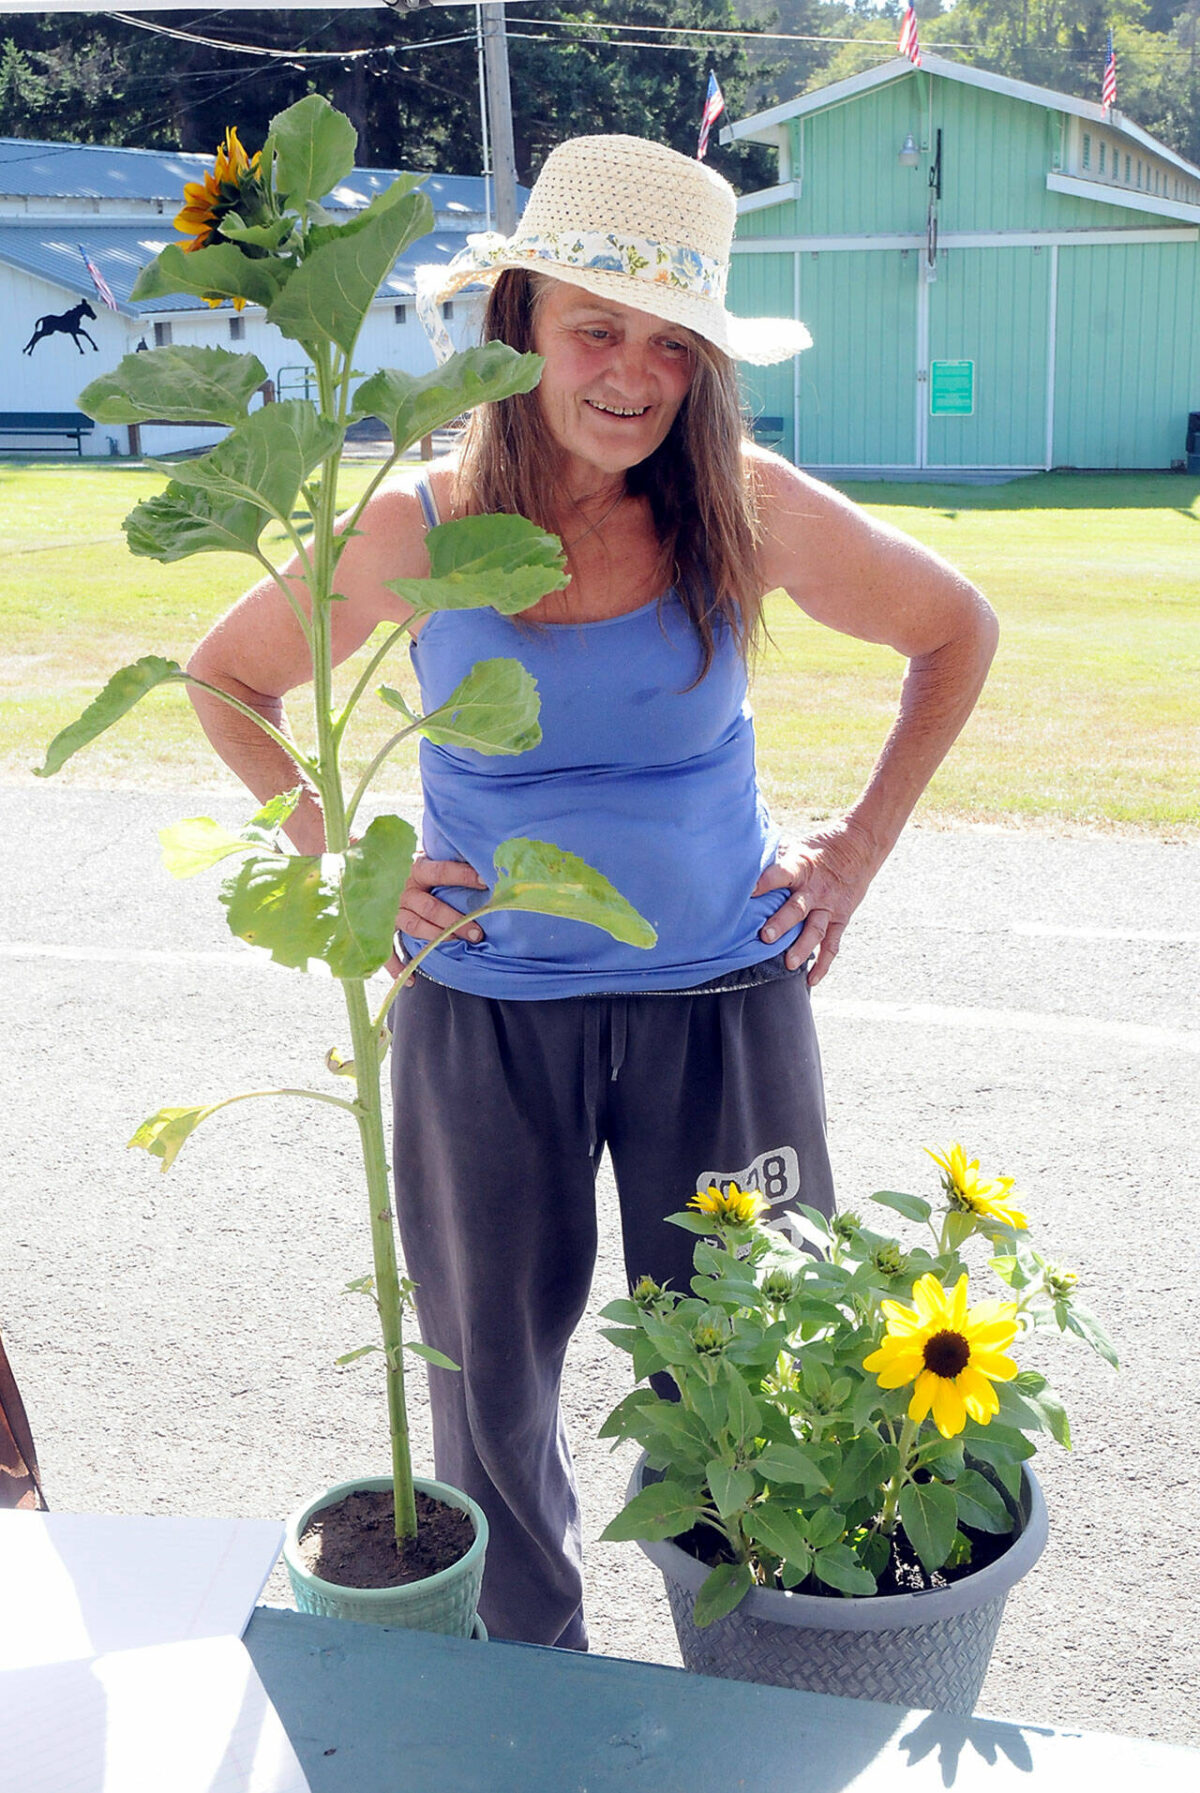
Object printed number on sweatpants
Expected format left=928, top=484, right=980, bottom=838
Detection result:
left=695, top=1146, right=804, bottom=1243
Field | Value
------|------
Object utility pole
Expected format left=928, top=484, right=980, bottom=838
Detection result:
left=478, top=3, right=518, bottom=234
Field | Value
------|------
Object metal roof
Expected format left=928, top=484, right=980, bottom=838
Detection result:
left=0, top=136, right=524, bottom=216
left=0, top=221, right=471, bottom=315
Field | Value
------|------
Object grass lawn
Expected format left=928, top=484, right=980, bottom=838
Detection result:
left=2, top=461, right=1196, bottom=834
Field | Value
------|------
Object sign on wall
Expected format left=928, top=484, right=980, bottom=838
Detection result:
left=930, top=359, right=975, bottom=417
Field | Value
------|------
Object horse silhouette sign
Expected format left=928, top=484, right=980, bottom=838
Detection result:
left=23, top=300, right=99, bottom=356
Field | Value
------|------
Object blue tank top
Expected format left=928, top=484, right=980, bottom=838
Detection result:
left=401, top=503, right=798, bottom=998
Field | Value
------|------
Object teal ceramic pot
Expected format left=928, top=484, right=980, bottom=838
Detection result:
left=283, top=1474, right=488, bottom=1636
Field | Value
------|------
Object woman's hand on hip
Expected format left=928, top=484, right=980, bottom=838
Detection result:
left=397, top=853, right=488, bottom=945
left=753, top=820, right=883, bottom=987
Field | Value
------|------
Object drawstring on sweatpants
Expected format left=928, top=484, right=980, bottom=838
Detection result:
left=582, top=998, right=629, bottom=1154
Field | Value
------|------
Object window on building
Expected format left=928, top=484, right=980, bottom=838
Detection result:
left=229, top=316, right=245, bottom=341
left=393, top=303, right=407, bottom=324
left=443, top=302, right=454, bottom=320
left=1099, top=142, right=1106, bottom=175
left=1082, top=133, right=1091, bottom=170
left=1125, top=155, right=1131, bottom=181
left=153, top=321, right=172, bottom=347
left=1137, top=160, right=1143, bottom=187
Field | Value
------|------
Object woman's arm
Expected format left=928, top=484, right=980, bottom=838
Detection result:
left=749, top=449, right=999, bottom=984
left=185, top=478, right=431, bottom=854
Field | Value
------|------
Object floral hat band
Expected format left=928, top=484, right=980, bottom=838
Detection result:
left=416, top=226, right=729, bottom=363
left=413, top=134, right=812, bottom=368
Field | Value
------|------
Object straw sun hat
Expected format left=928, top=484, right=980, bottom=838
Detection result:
left=415, top=134, right=811, bottom=367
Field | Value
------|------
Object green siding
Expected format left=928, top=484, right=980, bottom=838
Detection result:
left=1053, top=242, right=1200, bottom=467
left=727, top=253, right=796, bottom=452
left=792, top=250, right=917, bottom=465
left=729, top=67, right=1200, bottom=468
left=927, top=248, right=1050, bottom=466
left=780, top=71, right=1170, bottom=240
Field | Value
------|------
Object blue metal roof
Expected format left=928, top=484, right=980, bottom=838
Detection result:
left=0, top=135, right=523, bottom=215
left=0, top=221, right=471, bottom=314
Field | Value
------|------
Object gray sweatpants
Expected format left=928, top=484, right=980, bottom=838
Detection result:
left=389, top=958, right=835, bottom=1650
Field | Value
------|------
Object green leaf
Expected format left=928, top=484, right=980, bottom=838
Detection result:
left=220, top=813, right=415, bottom=976
left=995, top=1373, right=1072, bottom=1448
left=79, top=345, right=268, bottom=425
left=899, top=1479, right=959, bottom=1572
left=305, top=174, right=425, bottom=252
left=131, top=241, right=290, bottom=310
left=129, top=1102, right=226, bottom=1173
left=160, top=795, right=299, bottom=879
left=489, top=838, right=656, bottom=949
left=335, top=1345, right=381, bottom=1367
left=267, top=93, right=357, bottom=203
left=267, top=187, right=433, bottom=354
left=35, top=655, right=184, bottom=776
left=386, top=513, right=567, bottom=616
left=405, top=1340, right=461, bottom=1372
left=706, top=1461, right=755, bottom=1520
left=1059, top=1302, right=1120, bottom=1369
left=160, top=817, right=254, bottom=879
left=951, top=1468, right=1014, bottom=1535
left=124, top=484, right=270, bottom=562
left=693, top=1562, right=753, bottom=1629
left=599, top=1481, right=703, bottom=1544
left=870, top=1189, right=932, bottom=1224
left=350, top=344, right=544, bottom=455
left=385, top=658, right=542, bottom=757
left=743, top=1505, right=813, bottom=1573
left=812, top=1542, right=877, bottom=1596
left=158, top=401, right=340, bottom=524
left=751, top=1443, right=830, bottom=1492
left=803, top=1504, right=845, bottom=1550
left=687, top=1375, right=728, bottom=1438
left=217, top=213, right=297, bottom=253
left=962, top=1424, right=1035, bottom=1468
left=721, top=1366, right=762, bottom=1449
left=831, top=1434, right=899, bottom=1509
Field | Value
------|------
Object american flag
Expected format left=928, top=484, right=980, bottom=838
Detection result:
left=1102, top=31, right=1117, bottom=110
left=697, top=71, right=725, bottom=162
left=898, top=4, right=922, bottom=68
left=79, top=243, right=118, bottom=312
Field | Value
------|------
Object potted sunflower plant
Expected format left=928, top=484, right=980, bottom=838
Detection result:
left=36, top=95, right=653, bottom=1636
left=599, top=1144, right=1116, bottom=1712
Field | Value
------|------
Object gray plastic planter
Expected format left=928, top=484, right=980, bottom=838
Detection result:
left=283, top=1474, right=488, bottom=1636
left=630, top=1456, right=1047, bottom=1714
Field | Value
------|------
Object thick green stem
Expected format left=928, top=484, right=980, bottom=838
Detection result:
left=308, top=342, right=417, bottom=1544
left=344, top=974, right=418, bottom=1541
left=879, top=1413, right=918, bottom=1534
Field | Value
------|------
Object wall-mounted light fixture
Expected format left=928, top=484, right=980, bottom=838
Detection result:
left=899, top=132, right=920, bottom=167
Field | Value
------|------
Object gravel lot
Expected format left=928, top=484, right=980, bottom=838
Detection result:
left=2, top=784, right=1197, bottom=1749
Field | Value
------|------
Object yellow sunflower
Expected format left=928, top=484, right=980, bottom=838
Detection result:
left=925, top=1142, right=1028, bottom=1231
left=174, top=128, right=265, bottom=309
left=688, top=1182, right=767, bottom=1227
left=863, top=1272, right=1019, bottom=1438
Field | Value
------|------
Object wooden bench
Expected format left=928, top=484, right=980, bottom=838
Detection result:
left=751, top=413, right=785, bottom=450
left=0, top=412, right=95, bottom=456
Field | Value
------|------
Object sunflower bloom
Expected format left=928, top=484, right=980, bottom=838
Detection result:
left=174, top=127, right=268, bottom=308
left=689, top=1182, right=767, bottom=1227
left=863, top=1272, right=1019, bottom=1438
left=926, top=1142, right=1028, bottom=1231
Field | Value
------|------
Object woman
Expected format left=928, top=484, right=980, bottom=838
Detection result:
left=187, top=135, right=997, bottom=1651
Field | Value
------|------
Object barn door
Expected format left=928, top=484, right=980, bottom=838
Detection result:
left=922, top=247, right=1050, bottom=470
left=794, top=249, right=919, bottom=468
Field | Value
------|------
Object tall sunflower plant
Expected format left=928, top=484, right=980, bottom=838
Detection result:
left=599, top=1145, right=1117, bottom=1628
left=37, top=96, right=655, bottom=1553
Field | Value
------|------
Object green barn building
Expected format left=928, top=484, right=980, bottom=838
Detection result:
left=722, top=53, right=1200, bottom=474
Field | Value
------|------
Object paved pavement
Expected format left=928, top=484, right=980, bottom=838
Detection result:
left=2, top=784, right=1197, bottom=1748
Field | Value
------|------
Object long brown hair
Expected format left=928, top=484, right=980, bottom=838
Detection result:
left=452, top=270, right=765, bottom=679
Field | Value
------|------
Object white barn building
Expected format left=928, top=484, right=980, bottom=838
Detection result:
left=0, top=137, right=506, bottom=456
